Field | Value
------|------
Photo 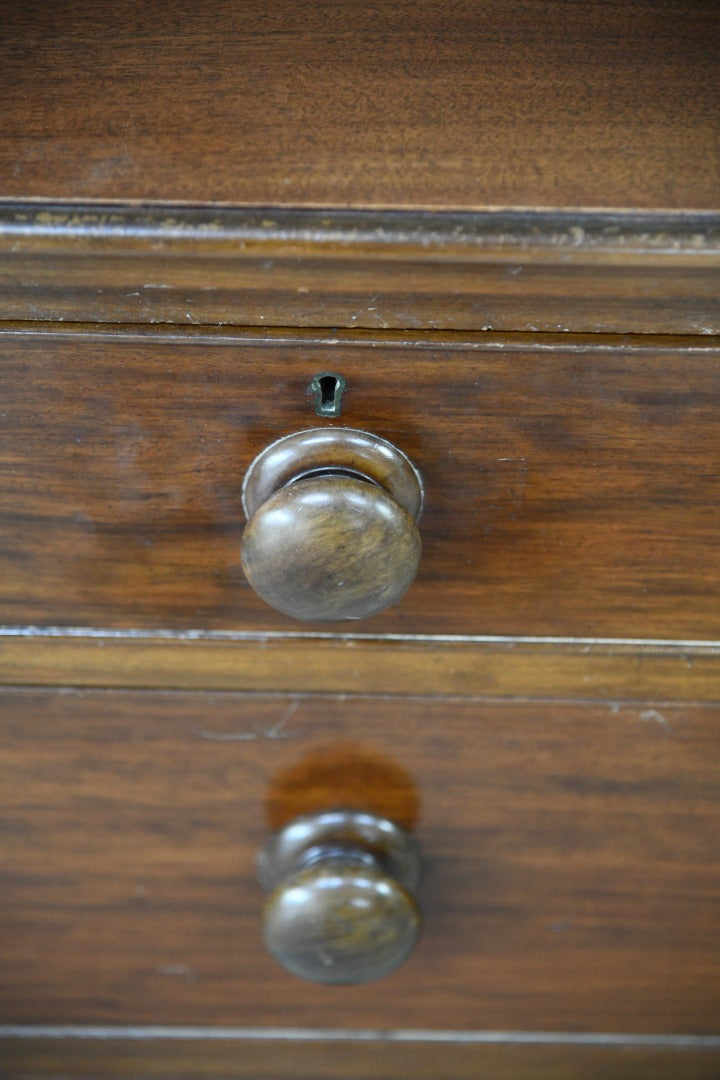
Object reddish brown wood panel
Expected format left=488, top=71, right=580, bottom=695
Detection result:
left=3, top=633, right=720, bottom=702
left=3, top=1035, right=720, bottom=1080
left=0, top=0, right=718, bottom=211
left=2, top=207, right=719, bottom=335
left=1, top=691, right=719, bottom=1033
left=0, top=331, right=719, bottom=638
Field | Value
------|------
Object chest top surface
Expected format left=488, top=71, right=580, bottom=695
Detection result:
left=1, top=0, right=718, bottom=213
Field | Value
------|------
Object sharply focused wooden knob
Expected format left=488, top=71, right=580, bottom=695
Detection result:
left=258, top=810, right=422, bottom=985
left=241, top=428, right=423, bottom=622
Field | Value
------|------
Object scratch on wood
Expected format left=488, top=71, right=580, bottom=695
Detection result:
left=156, top=964, right=197, bottom=983
left=263, top=700, right=300, bottom=739
left=638, top=708, right=671, bottom=730
left=192, top=728, right=257, bottom=741
left=192, top=701, right=300, bottom=742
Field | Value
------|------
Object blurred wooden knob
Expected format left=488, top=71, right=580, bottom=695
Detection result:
left=241, top=428, right=423, bottom=622
left=258, top=810, right=422, bottom=985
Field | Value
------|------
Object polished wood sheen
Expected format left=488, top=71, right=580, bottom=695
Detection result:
left=1, top=330, right=718, bottom=638
left=241, top=427, right=423, bottom=621
left=243, top=477, right=421, bottom=621
left=241, top=427, right=423, bottom=521
left=262, top=858, right=420, bottom=984
left=0, top=1, right=717, bottom=211
left=259, top=811, right=422, bottom=984
left=2, top=690, right=718, bottom=1034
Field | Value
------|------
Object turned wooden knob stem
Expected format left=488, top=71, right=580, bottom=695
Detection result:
left=258, top=810, right=422, bottom=985
left=241, top=428, right=423, bottom=622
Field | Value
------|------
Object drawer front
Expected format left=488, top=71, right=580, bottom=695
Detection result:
left=2, top=689, right=719, bottom=1034
left=1, top=330, right=719, bottom=639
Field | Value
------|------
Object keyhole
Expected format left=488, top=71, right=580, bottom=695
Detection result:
left=310, top=372, right=346, bottom=418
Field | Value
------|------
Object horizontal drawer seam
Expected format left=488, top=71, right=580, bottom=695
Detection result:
left=3, top=1026, right=720, bottom=1048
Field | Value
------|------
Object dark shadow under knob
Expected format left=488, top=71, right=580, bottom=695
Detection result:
left=258, top=810, right=422, bottom=985
left=241, top=428, right=423, bottom=622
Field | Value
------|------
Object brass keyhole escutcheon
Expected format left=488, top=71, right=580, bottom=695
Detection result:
left=310, top=371, right=346, bottom=417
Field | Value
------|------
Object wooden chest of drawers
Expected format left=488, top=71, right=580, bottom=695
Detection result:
left=1, top=2, right=719, bottom=1077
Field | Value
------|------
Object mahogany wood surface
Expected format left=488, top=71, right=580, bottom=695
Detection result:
left=3, top=1035, right=720, bottom=1080
left=2, top=690, right=718, bottom=1035
left=0, top=1, right=718, bottom=212
left=1, top=330, right=718, bottom=639
left=2, top=206, right=720, bottom=335
left=3, top=2, right=719, bottom=1075
left=1, top=633, right=720, bottom=702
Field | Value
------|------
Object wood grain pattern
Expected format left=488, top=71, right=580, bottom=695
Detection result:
left=1, top=330, right=719, bottom=639
left=2, top=690, right=719, bottom=1034
left=3, top=4, right=719, bottom=1074
left=1, top=632, right=720, bottom=701
left=0, top=1, right=718, bottom=211
left=3, top=1033, right=720, bottom=1080
left=242, top=477, right=421, bottom=622
left=259, top=810, right=423, bottom=985
left=2, top=206, right=720, bottom=334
